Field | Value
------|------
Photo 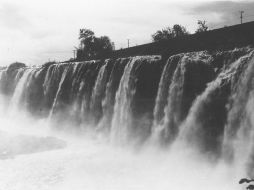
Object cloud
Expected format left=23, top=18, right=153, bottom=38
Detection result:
left=0, top=0, right=253, bottom=66
left=0, top=3, right=31, bottom=30
left=186, top=1, right=254, bottom=28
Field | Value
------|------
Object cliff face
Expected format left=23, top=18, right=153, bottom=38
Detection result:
left=1, top=47, right=254, bottom=176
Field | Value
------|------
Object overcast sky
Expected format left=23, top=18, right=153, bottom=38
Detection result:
left=0, top=0, right=253, bottom=66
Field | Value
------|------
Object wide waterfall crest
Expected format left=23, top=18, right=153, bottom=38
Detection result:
left=1, top=48, right=254, bottom=177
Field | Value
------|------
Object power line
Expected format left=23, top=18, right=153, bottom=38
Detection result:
left=42, top=51, right=73, bottom=54
left=245, top=14, right=254, bottom=18
left=73, top=50, right=76, bottom=59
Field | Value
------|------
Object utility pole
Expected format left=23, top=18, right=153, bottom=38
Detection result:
left=73, top=50, right=76, bottom=59
left=127, top=39, right=130, bottom=48
left=240, top=11, right=244, bottom=24
left=73, top=46, right=78, bottom=60
left=112, top=42, right=115, bottom=50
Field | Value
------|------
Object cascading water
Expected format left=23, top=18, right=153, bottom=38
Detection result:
left=175, top=50, right=254, bottom=156
left=152, top=52, right=215, bottom=144
left=1, top=47, right=254, bottom=189
left=9, top=69, right=35, bottom=113
left=97, top=58, right=129, bottom=131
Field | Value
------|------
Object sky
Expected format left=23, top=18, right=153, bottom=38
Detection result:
left=0, top=0, right=254, bottom=66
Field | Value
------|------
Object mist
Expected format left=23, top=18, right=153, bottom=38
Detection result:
left=0, top=48, right=254, bottom=190
left=0, top=105, right=241, bottom=190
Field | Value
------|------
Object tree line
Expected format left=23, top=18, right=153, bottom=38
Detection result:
left=76, top=20, right=208, bottom=60
left=152, top=20, right=208, bottom=42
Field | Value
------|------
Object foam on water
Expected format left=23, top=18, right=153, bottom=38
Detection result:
left=0, top=107, right=241, bottom=190
left=0, top=49, right=254, bottom=190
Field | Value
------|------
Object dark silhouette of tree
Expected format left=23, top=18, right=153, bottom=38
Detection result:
left=239, top=178, right=254, bottom=190
left=152, top=24, right=189, bottom=42
left=172, top=24, right=189, bottom=37
left=79, top=29, right=94, bottom=42
left=239, top=178, right=254, bottom=184
left=247, top=184, right=254, bottom=190
left=78, top=29, right=95, bottom=59
left=77, top=28, right=114, bottom=60
left=152, top=27, right=174, bottom=42
left=94, top=36, right=114, bottom=58
left=195, top=20, right=208, bottom=33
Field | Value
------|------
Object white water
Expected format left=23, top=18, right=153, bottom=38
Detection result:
left=9, top=69, right=34, bottom=112
left=0, top=100, right=242, bottom=190
left=0, top=51, right=252, bottom=190
left=110, top=58, right=138, bottom=144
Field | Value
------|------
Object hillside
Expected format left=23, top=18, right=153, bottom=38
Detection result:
left=111, top=21, right=254, bottom=60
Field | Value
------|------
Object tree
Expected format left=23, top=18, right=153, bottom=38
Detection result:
left=78, top=29, right=95, bottom=58
left=77, top=28, right=114, bottom=60
left=93, top=36, right=114, bottom=58
left=152, top=27, right=174, bottom=42
left=152, top=24, right=189, bottom=42
left=195, top=20, right=208, bottom=33
left=79, top=29, right=94, bottom=41
left=172, top=24, right=189, bottom=37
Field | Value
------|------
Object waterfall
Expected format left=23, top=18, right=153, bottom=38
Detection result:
left=152, top=52, right=214, bottom=144
left=110, top=56, right=162, bottom=144
left=90, top=60, right=113, bottom=124
left=49, top=65, right=71, bottom=119
left=110, top=57, right=139, bottom=144
left=96, top=58, right=130, bottom=132
left=2, top=47, right=254, bottom=177
left=0, top=69, right=6, bottom=93
left=221, top=52, right=254, bottom=176
left=176, top=50, right=254, bottom=158
left=153, top=54, right=182, bottom=127
left=9, top=69, right=35, bottom=113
